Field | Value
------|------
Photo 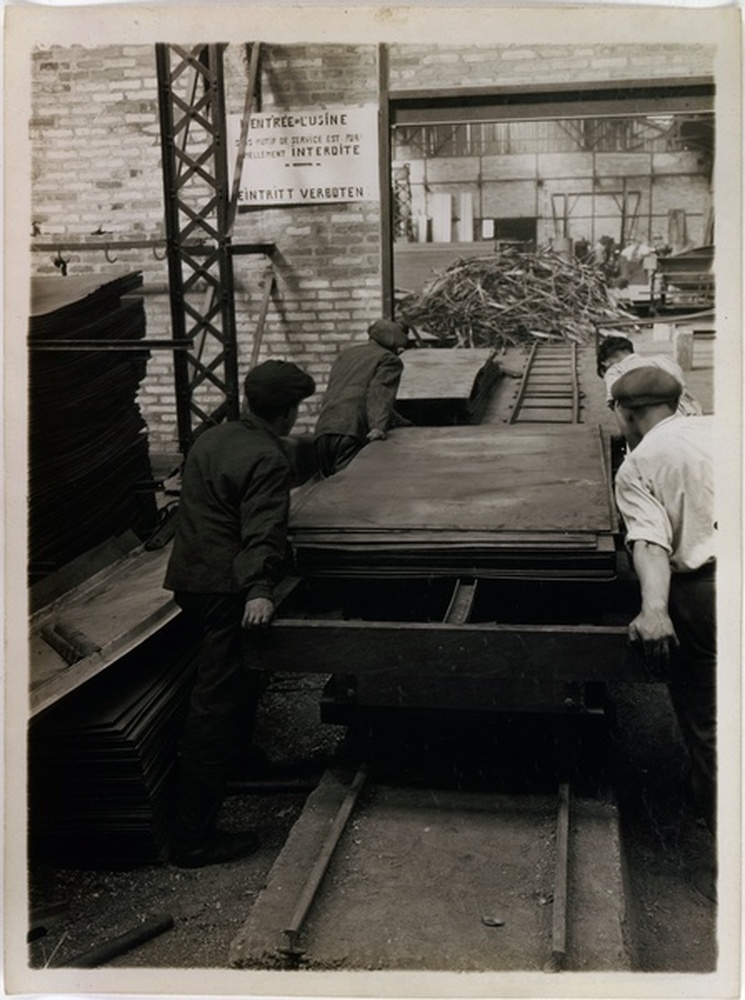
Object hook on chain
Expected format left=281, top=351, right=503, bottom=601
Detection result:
left=53, top=250, right=69, bottom=276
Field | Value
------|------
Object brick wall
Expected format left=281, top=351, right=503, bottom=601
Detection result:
left=388, top=43, right=715, bottom=88
left=29, top=42, right=714, bottom=453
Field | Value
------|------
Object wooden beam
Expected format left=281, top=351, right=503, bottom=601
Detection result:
left=245, top=619, right=649, bottom=682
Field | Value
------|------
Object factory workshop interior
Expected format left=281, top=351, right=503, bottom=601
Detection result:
left=11, top=14, right=742, bottom=993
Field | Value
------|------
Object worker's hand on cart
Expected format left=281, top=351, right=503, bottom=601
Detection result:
left=366, top=428, right=387, bottom=442
left=628, top=609, right=680, bottom=679
left=243, top=596, right=276, bottom=628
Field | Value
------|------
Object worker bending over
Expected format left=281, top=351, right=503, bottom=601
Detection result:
left=597, top=334, right=702, bottom=416
left=164, top=360, right=316, bottom=868
left=611, top=367, right=716, bottom=891
left=314, top=318, right=412, bottom=476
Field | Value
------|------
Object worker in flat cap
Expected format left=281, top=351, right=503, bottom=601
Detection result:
left=597, top=333, right=702, bottom=417
left=313, top=318, right=414, bottom=477
left=164, top=359, right=316, bottom=868
left=611, top=366, right=717, bottom=896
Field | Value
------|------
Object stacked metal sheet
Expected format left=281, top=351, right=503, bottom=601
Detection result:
left=28, top=272, right=157, bottom=583
left=396, top=347, right=504, bottom=425
left=289, top=425, right=618, bottom=579
left=28, top=620, right=194, bottom=868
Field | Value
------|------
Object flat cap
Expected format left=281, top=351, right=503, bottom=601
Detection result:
left=368, top=318, right=409, bottom=351
left=244, top=360, right=316, bottom=409
left=611, top=365, right=682, bottom=408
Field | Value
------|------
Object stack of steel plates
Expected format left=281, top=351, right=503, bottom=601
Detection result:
left=28, top=619, right=194, bottom=869
left=28, top=272, right=158, bottom=583
left=289, top=425, right=618, bottom=579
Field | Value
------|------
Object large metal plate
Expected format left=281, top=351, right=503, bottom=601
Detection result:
left=291, top=424, right=615, bottom=535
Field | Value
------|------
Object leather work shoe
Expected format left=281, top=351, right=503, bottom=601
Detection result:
left=170, top=829, right=260, bottom=869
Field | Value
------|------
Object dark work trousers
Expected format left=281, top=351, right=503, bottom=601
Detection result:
left=314, top=433, right=363, bottom=477
left=667, top=565, right=716, bottom=835
left=172, top=591, right=265, bottom=849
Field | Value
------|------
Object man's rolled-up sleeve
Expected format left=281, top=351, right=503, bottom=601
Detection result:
left=615, top=465, right=673, bottom=554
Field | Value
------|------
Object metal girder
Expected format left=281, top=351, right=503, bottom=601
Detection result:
left=156, top=43, right=239, bottom=454
left=389, top=79, right=715, bottom=126
left=245, top=619, right=649, bottom=682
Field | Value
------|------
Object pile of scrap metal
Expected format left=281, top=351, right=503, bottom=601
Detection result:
left=397, top=246, right=638, bottom=349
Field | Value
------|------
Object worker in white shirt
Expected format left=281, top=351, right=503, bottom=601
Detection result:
left=611, top=367, right=716, bottom=898
left=597, top=334, right=702, bottom=417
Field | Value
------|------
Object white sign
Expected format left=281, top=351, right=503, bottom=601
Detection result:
left=229, top=106, right=379, bottom=207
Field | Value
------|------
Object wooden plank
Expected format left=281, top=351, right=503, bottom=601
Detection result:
left=245, top=620, right=648, bottom=682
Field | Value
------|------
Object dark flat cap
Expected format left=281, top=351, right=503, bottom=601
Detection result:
left=244, top=360, right=315, bottom=409
left=611, top=366, right=682, bottom=408
left=368, top=319, right=409, bottom=351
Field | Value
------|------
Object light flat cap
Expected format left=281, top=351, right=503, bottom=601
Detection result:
left=611, top=365, right=682, bottom=408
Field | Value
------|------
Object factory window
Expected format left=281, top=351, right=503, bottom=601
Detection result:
left=386, top=79, right=715, bottom=304
left=394, top=113, right=714, bottom=159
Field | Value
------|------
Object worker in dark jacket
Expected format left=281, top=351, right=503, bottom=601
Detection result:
left=313, top=318, right=412, bottom=476
left=164, top=359, right=315, bottom=867
left=611, top=366, right=716, bottom=898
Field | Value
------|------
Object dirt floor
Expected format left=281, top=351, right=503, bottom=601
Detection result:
left=26, top=671, right=718, bottom=981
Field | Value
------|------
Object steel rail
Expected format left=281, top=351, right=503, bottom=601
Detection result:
left=509, top=342, right=582, bottom=424
left=508, top=342, right=538, bottom=423
left=570, top=342, right=580, bottom=423
left=280, top=764, right=369, bottom=959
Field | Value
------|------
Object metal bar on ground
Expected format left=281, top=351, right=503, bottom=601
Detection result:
left=281, top=765, right=369, bottom=957
left=63, top=914, right=174, bottom=968
left=550, top=782, right=571, bottom=970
